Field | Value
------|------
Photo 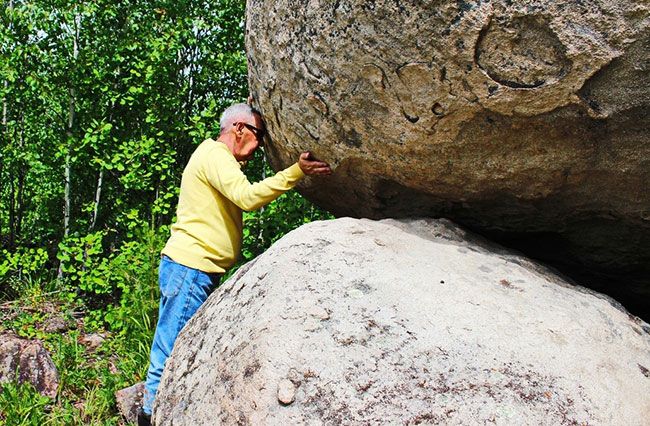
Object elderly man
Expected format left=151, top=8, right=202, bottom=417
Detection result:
left=138, top=103, right=331, bottom=425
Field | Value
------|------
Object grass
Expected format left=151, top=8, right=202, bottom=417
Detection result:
left=0, top=228, right=164, bottom=425
left=0, top=291, right=153, bottom=425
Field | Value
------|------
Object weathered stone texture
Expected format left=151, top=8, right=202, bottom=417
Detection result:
left=115, top=382, right=145, bottom=423
left=245, top=0, right=650, bottom=316
left=0, top=333, right=59, bottom=398
left=153, top=218, right=650, bottom=425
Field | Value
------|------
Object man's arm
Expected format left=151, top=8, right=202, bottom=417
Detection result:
left=206, top=145, right=331, bottom=212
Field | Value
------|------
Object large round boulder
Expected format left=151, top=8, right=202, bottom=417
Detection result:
left=153, top=218, right=650, bottom=425
left=245, top=0, right=650, bottom=317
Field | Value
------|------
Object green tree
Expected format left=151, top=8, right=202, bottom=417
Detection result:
left=1, top=0, right=249, bottom=249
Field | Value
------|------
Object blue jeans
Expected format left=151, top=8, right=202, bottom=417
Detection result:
left=143, top=255, right=221, bottom=415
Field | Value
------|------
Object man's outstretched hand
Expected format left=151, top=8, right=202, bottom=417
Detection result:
left=299, top=152, right=332, bottom=176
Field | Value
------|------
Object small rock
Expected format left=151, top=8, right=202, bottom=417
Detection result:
left=43, top=316, right=73, bottom=334
left=79, top=333, right=105, bottom=350
left=115, top=382, right=145, bottom=423
left=286, top=368, right=302, bottom=386
left=347, top=289, right=364, bottom=299
left=277, top=379, right=296, bottom=405
left=0, top=333, right=59, bottom=398
left=303, top=318, right=321, bottom=332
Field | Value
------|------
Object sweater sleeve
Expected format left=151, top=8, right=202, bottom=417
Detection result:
left=205, top=145, right=305, bottom=211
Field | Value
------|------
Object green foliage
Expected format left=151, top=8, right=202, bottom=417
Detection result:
left=0, top=225, right=163, bottom=424
left=4, top=310, right=46, bottom=340
left=1, top=0, right=248, bottom=247
left=92, top=226, right=163, bottom=342
left=57, top=231, right=112, bottom=295
left=0, top=381, right=51, bottom=426
left=0, top=248, right=48, bottom=278
left=0, top=247, right=50, bottom=300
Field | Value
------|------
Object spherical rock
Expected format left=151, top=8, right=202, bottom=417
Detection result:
left=246, top=0, right=650, bottom=316
left=152, top=218, right=650, bottom=425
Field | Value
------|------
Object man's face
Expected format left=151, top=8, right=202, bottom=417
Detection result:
left=233, top=113, right=265, bottom=161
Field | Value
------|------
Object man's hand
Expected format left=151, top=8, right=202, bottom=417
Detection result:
left=299, top=152, right=332, bottom=176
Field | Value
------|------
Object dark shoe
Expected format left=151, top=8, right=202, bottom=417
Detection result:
left=137, top=407, right=151, bottom=426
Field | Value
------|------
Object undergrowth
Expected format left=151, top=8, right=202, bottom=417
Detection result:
left=0, top=226, right=165, bottom=425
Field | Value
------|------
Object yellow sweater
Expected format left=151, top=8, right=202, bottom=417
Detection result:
left=162, top=139, right=305, bottom=273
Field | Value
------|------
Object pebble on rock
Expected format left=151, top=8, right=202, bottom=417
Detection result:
left=277, top=379, right=296, bottom=405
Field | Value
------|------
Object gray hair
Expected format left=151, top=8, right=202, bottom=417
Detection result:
left=219, top=103, right=256, bottom=134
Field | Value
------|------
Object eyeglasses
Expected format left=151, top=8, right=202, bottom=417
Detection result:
left=234, top=122, right=265, bottom=140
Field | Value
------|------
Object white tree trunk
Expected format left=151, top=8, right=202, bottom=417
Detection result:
left=58, top=10, right=80, bottom=279
left=1, top=70, right=6, bottom=241
left=2, top=81, right=6, bottom=127
left=3, top=0, right=12, bottom=125
left=1, top=0, right=13, bottom=239
left=89, top=169, right=103, bottom=231
left=4, top=0, right=12, bottom=123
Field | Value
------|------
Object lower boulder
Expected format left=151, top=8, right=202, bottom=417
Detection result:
left=153, top=218, right=650, bottom=425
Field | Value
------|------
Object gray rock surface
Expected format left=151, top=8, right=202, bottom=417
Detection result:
left=246, top=0, right=650, bottom=316
left=79, top=332, right=105, bottom=351
left=0, top=333, right=59, bottom=398
left=153, top=218, right=650, bottom=425
left=115, top=381, right=145, bottom=423
left=42, top=316, right=74, bottom=334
